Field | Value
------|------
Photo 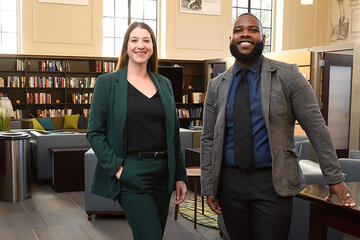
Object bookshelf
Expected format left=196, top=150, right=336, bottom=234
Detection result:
left=0, top=54, right=206, bottom=128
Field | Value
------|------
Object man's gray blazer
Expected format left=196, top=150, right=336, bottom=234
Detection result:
left=201, top=56, right=344, bottom=198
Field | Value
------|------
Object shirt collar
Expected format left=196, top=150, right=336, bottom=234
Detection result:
left=233, top=55, right=263, bottom=75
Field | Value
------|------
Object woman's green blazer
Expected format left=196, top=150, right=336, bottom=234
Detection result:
left=87, top=66, right=187, bottom=200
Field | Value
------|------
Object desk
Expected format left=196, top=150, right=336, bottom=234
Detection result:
left=50, top=146, right=90, bottom=192
left=298, top=182, right=360, bottom=239
left=174, top=166, right=204, bottom=229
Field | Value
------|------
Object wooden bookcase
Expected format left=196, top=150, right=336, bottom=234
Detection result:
left=0, top=54, right=205, bottom=128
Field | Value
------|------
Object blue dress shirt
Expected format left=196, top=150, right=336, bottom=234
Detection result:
left=223, top=56, right=272, bottom=168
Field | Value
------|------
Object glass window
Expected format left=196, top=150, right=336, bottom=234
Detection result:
left=232, top=0, right=273, bottom=52
left=0, top=0, right=19, bottom=53
left=103, top=0, right=158, bottom=56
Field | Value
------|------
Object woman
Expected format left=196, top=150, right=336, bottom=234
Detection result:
left=87, top=22, right=187, bottom=240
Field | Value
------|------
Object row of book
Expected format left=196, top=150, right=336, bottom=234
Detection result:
left=104, top=61, right=116, bottom=73
left=33, top=108, right=90, bottom=118
left=71, top=92, right=93, bottom=104
left=17, top=59, right=26, bottom=71
left=13, top=109, right=23, bottom=119
left=29, top=76, right=66, bottom=88
left=26, top=93, right=52, bottom=104
left=39, top=60, right=69, bottom=72
left=189, top=119, right=202, bottom=127
left=68, top=77, right=97, bottom=88
left=3, top=76, right=97, bottom=88
left=182, top=92, right=203, bottom=104
left=0, top=76, right=26, bottom=88
left=177, top=107, right=203, bottom=119
left=89, top=60, right=102, bottom=72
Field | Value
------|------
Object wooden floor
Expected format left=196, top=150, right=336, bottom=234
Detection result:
left=0, top=183, right=222, bottom=240
left=0, top=182, right=359, bottom=240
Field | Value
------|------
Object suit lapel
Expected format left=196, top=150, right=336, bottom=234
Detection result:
left=114, top=67, right=128, bottom=156
left=261, top=57, right=276, bottom=129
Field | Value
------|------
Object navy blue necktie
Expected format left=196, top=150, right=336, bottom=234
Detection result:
left=233, top=68, right=254, bottom=169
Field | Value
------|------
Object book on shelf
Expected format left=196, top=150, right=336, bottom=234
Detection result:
left=104, top=61, right=116, bottom=73
left=89, top=60, right=102, bottom=72
left=68, top=77, right=96, bottom=88
left=34, top=108, right=68, bottom=118
left=0, top=77, right=4, bottom=87
left=82, top=108, right=90, bottom=117
left=16, top=59, right=25, bottom=71
left=6, top=76, right=25, bottom=88
left=191, top=92, right=203, bottom=103
left=189, top=119, right=202, bottom=127
left=71, top=92, right=92, bottom=104
left=14, top=109, right=23, bottom=119
left=26, top=93, right=52, bottom=104
left=28, top=76, right=65, bottom=88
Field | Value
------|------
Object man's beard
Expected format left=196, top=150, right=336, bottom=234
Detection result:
left=229, top=41, right=264, bottom=63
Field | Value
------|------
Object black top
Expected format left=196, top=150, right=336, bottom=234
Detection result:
left=126, top=81, right=167, bottom=152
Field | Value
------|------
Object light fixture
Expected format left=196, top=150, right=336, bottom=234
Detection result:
left=301, top=0, right=313, bottom=5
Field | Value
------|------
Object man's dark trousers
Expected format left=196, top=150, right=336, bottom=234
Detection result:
left=219, top=167, right=293, bottom=240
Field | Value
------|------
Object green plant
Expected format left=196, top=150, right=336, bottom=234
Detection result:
left=0, top=107, right=10, bottom=131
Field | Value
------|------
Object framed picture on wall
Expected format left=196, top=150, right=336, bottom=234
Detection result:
left=180, top=0, right=221, bottom=15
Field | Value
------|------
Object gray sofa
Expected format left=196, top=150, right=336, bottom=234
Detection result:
left=30, top=130, right=90, bottom=180
left=84, top=149, right=124, bottom=220
left=84, top=128, right=194, bottom=220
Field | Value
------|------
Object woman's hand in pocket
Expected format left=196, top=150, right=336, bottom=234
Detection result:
left=115, top=166, right=124, bottom=179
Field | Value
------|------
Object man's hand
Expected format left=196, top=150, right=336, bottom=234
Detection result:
left=206, top=195, right=222, bottom=215
left=325, top=182, right=356, bottom=207
left=175, top=181, right=187, bottom=205
left=115, top=166, right=123, bottom=179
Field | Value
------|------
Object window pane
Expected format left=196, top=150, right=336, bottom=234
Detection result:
left=251, top=0, right=261, bottom=9
left=144, top=20, right=157, bottom=36
left=0, top=1, right=16, bottom=11
left=115, top=18, right=128, bottom=37
left=262, top=0, right=272, bottom=10
left=250, top=9, right=260, bottom=20
left=115, top=38, right=123, bottom=57
left=2, top=33, right=17, bottom=53
left=131, top=0, right=144, bottom=19
left=261, top=10, right=271, bottom=28
left=238, top=0, right=248, bottom=8
left=264, top=45, right=271, bottom=53
left=103, top=0, right=114, bottom=17
left=115, top=0, right=128, bottom=18
left=232, top=0, right=237, bottom=7
left=1, top=11, right=17, bottom=33
left=103, top=37, right=115, bottom=56
left=263, top=28, right=271, bottom=45
left=103, top=17, right=115, bottom=37
left=237, top=7, right=248, bottom=16
left=144, top=0, right=156, bottom=20
left=232, top=8, right=237, bottom=22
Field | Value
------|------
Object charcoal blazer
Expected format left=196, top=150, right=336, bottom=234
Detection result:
left=201, top=56, right=344, bottom=198
left=87, top=66, right=187, bottom=200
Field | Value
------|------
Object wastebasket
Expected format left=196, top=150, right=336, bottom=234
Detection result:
left=0, top=132, right=31, bottom=202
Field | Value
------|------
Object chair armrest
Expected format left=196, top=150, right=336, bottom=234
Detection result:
left=338, top=158, right=360, bottom=182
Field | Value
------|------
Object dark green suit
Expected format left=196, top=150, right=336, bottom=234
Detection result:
left=87, top=66, right=187, bottom=239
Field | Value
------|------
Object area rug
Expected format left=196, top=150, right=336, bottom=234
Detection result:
left=179, top=196, right=218, bottom=229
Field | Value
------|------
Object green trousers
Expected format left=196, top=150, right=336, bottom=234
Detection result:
left=118, top=154, right=171, bottom=240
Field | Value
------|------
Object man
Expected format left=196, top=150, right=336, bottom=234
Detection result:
left=200, top=13, right=355, bottom=240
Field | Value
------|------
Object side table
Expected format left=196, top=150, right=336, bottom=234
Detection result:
left=50, top=146, right=90, bottom=192
left=174, top=166, right=204, bottom=229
